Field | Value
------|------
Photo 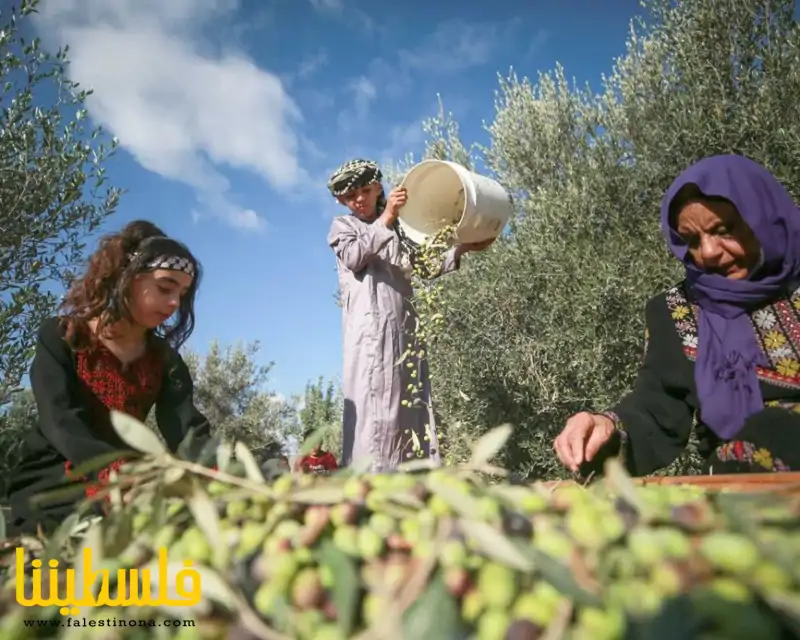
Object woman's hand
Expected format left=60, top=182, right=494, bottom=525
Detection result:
left=380, top=187, right=408, bottom=226
left=554, top=411, right=616, bottom=473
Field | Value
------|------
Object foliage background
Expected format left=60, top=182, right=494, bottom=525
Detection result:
left=0, top=0, right=120, bottom=409
left=387, top=0, right=800, bottom=479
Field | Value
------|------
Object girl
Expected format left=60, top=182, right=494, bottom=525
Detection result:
left=326, top=159, right=493, bottom=472
left=6, top=220, right=212, bottom=537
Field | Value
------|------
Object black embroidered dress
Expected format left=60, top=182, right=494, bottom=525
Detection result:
left=602, top=282, right=800, bottom=476
left=5, top=317, right=212, bottom=537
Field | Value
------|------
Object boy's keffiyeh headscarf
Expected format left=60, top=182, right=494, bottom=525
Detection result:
left=327, top=156, right=422, bottom=272
left=327, top=159, right=383, bottom=196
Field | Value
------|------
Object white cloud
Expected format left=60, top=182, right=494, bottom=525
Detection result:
left=307, top=0, right=376, bottom=36
left=378, top=121, right=426, bottom=169
left=333, top=75, right=379, bottom=132
left=297, top=50, right=329, bottom=80
left=33, top=0, right=307, bottom=232
left=309, top=0, right=343, bottom=11
left=335, top=18, right=524, bottom=138
left=225, top=207, right=266, bottom=232
left=344, top=76, right=377, bottom=124
left=398, top=18, right=523, bottom=75
left=526, top=29, right=550, bottom=57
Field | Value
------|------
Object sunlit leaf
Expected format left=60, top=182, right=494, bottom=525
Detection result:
left=110, top=410, right=168, bottom=456
left=348, top=453, right=375, bottom=475
left=29, top=482, right=92, bottom=507
left=234, top=441, right=265, bottom=483
left=289, top=486, right=347, bottom=505
left=459, top=519, right=536, bottom=572
left=186, top=484, right=227, bottom=568
left=402, top=572, right=459, bottom=638
left=603, top=458, right=649, bottom=517
left=426, top=480, right=482, bottom=519
left=71, top=519, right=103, bottom=600
left=396, top=458, right=439, bottom=473
left=764, top=592, right=800, bottom=637
left=108, top=468, right=123, bottom=509
left=298, top=428, right=327, bottom=456
left=43, top=513, right=81, bottom=563
left=216, top=442, right=233, bottom=472
left=164, top=467, right=185, bottom=484
left=394, top=347, right=412, bottom=367
left=65, top=451, right=128, bottom=479
left=528, top=547, right=602, bottom=607
left=319, top=540, right=359, bottom=636
left=469, top=424, right=513, bottom=466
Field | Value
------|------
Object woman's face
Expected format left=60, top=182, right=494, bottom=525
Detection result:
left=675, top=198, right=761, bottom=280
left=129, top=268, right=193, bottom=328
left=337, top=183, right=382, bottom=220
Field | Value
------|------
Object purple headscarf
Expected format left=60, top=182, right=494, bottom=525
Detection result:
left=661, top=154, right=800, bottom=439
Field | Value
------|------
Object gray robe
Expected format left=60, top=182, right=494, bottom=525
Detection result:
left=327, top=214, right=461, bottom=472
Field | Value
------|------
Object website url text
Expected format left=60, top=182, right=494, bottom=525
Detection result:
left=23, top=618, right=196, bottom=628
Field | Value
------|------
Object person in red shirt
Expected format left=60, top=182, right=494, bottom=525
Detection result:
left=296, top=431, right=338, bottom=475
left=6, top=220, right=213, bottom=537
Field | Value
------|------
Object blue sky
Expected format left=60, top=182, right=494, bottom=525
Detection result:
left=27, top=0, right=644, bottom=402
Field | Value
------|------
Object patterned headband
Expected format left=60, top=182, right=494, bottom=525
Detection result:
left=131, top=252, right=196, bottom=278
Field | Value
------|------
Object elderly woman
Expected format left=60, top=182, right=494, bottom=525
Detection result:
left=326, top=159, right=493, bottom=472
left=555, top=154, right=800, bottom=476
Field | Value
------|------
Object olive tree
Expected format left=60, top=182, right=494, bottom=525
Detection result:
left=0, top=388, right=35, bottom=497
left=297, top=376, right=343, bottom=458
left=175, top=340, right=298, bottom=462
left=0, top=0, right=122, bottom=407
left=390, top=0, right=800, bottom=479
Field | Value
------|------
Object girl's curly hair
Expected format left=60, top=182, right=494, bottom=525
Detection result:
left=59, top=220, right=203, bottom=352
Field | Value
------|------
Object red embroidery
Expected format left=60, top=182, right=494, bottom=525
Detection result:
left=715, top=440, right=791, bottom=472
left=76, top=345, right=163, bottom=433
left=63, top=341, right=165, bottom=500
left=64, top=459, right=127, bottom=502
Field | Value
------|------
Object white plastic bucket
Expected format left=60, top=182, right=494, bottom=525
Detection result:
left=398, top=160, right=512, bottom=245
